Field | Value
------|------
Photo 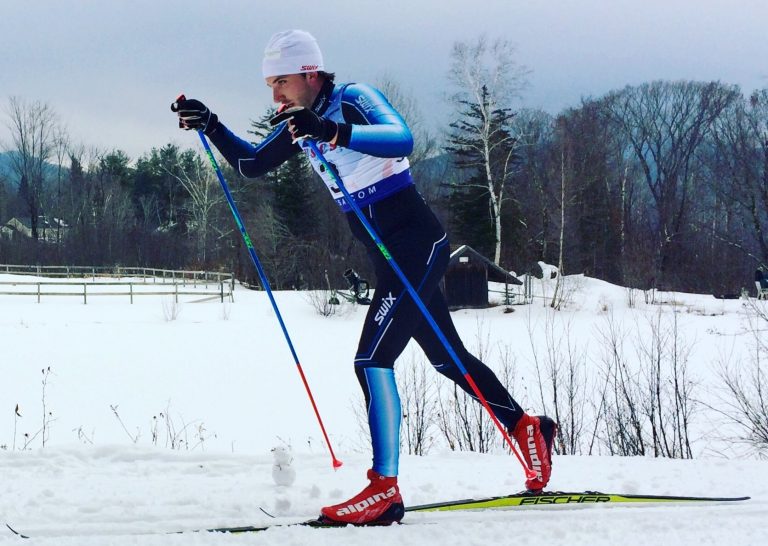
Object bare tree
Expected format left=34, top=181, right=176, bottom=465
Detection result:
left=603, top=81, right=739, bottom=286
left=50, top=125, right=70, bottom=247
left=162, top=150, right=223, bottom=264
left=435, top=319, right=503, bottom=453
left=3, top=97, right=59, bottom=240
left=526, top=306, right=588, bottom=454
left=708, top=89, right=768, bottom=268
left=593, top=307, right=695, bottom=458
left=711, top=299, right=768, bottom=452
left=551, top=120, right=570, bottom=309
left=635, top=308, right=695, bottom=458
left=397, top=353, right=437, bottom=456
left=376, top=76, right=437, bottom=168
left=446, top=35, right=529, bottom=265
left=594, top=310, right=647, bottom=456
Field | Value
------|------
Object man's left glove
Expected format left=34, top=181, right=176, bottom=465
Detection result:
left=270, top=106, right=337, bottom=143
left=171, top=98, right=219, bottom=135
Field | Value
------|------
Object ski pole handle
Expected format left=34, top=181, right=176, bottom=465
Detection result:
left=170, top=93, right=186, bottom=112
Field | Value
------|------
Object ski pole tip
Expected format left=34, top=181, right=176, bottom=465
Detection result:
left=332, top=458, right=343, bottom=470
left=525, top=468, right=538, bottom=479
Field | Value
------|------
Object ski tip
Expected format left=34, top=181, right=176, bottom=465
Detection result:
left=6, top=523, right=29, bottom=539
left=259, top=506, right=276, bottom=519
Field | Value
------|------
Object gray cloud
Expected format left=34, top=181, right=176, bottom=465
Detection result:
left=1, top=0, right=765, bottom=159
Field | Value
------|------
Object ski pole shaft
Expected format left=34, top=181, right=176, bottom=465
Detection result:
left=305, top=140, right=534, bottom=479
left=186, top=115, right=341, bottom=469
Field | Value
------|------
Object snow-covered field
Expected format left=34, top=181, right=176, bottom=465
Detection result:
left=1, top=271, right=766, bottom=544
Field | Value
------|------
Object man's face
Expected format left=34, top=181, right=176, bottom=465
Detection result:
left=265, top=73, right=316, bottom=110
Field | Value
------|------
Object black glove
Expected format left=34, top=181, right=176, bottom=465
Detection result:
left=270, top=106, right=337, bottom=143
left=171, top=97, right=218, bottom=134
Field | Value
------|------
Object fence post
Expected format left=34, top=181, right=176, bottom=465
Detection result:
left=37, top=283, right=41, bottom=304
left=83, top=283, right=87, bottom=305
left=175, top=283, right=178, bottom=303
left=130, top=283, right=134, bottom=304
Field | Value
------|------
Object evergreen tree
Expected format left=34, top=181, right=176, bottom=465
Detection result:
left=249, top=112, right=318, bottom=239
left=445, top=85, right=519, bottom=263
left=134, top=145, right=187, bottom=229
left=243, top=112, right=328, bottom=288
left=447, top=173, right=497, bottom=257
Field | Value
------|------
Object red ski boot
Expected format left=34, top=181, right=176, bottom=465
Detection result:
left=319, top=469, right=404, bottom=526
left=512, top=414, right=557, bottom=492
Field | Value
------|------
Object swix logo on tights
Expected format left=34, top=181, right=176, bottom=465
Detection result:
left=355, top=94, right=375, bottom=114
left=335, top=486, right=398, bottom=516
left=527, top=424, right=542, bottom=479
left=374, top=293, right=397, bottom=325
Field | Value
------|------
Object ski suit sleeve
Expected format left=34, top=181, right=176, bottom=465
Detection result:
left=207, top=121, right=299, bottom=178
left=337, top=84, right=414, bottom=158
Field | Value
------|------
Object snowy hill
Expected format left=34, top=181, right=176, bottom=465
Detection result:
left=1, top=271, right=766, bottom=544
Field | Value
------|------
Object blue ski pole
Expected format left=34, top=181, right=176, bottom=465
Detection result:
left=175, top=96, right=342, bottom=469
left=305, top=140, right=535, bottom=479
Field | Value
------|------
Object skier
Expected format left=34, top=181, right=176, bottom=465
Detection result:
left=172, top=29, right=556, bottom=526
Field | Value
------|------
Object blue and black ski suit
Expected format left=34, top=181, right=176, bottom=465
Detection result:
left=207, top=78, right=524, bottom=476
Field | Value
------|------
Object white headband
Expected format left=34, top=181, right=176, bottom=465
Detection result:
left=262, top=29, right=324, bottom=79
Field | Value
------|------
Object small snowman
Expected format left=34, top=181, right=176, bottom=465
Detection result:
left=271, top=445, right=296, bottom=487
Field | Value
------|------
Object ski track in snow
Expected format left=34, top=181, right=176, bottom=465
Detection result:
left=2, top=449, right=766, bottom=545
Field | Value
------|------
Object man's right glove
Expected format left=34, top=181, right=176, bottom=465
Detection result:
left=171, top=97, right=219, bottom=135
left=270, top=106, right=338, bottom=143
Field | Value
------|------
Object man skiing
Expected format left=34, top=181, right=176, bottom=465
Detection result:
left=172, top=29, right=556, bottom=527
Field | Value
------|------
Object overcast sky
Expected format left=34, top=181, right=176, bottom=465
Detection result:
left=1, top=0, right=766, bottom=160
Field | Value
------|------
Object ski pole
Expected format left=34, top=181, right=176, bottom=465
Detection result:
left=176, top=97, right=342, bottom=469
left=305, top=140, right=535, bottom=480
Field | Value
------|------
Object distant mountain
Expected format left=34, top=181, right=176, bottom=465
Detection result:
left=412, top=152, right=453, bottom=198
left=0, top=152, right=15, bottom=190
left=0, top=151, right=13, bottom=177
left=0, top=151, right=63, bottom=188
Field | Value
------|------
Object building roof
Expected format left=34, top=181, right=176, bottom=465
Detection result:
left=4, top=216, right=69, bottom=230
left=448, top=245, right=523, bottom=285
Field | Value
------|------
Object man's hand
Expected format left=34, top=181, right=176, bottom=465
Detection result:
left=270, top=106, right=337, bottom=143
left=171, top=97, right=218, bottom=134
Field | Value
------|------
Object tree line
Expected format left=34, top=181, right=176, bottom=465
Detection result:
left=1, top=37, right=767, bottom=295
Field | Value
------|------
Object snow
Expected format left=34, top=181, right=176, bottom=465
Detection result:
left=1, top=271, right=767, bottom=544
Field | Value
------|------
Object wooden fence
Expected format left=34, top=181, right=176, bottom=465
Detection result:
left=0, top=265, right=234, bottom=304
left=0, top=264, right=231, bottom=283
